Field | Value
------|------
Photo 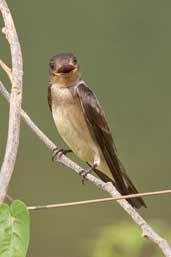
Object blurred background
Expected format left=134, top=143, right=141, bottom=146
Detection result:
left=0, top=1, right=171, bottom=256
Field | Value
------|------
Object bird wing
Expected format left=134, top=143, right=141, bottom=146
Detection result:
left=48, top=84, right=52, bottom=111
left=76, top=81, right=128, bottom=194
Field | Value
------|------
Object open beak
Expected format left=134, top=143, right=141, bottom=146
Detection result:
left=54, top=64, right=78, bottom=75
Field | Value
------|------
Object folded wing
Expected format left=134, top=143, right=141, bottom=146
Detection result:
left=76, top=81, right=146, bottom=208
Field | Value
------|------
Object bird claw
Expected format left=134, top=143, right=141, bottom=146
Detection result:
left=79, top=167, right=93, bottom=185
left=52, top=148, right=72, bottom=161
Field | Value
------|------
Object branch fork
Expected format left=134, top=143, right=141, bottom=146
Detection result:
left=0, top=1, right=171, bottom=256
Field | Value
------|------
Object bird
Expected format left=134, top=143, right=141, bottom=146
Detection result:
left=48, top=52, right=146, bottom=209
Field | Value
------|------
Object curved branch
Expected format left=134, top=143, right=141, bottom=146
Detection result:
left=0, top=0, right=23, bottom=203
left=0, top=82, right=171, bottom=257
left=0, top=2, right=170, bottom=256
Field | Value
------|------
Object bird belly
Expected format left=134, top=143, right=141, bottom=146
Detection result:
left=51, top=85, right=114, bottom=181
left=52, top=103, right=99, bottom=164
left=97, top=159, right=114, bottom=181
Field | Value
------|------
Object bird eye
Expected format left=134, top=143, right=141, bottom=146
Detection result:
left=73, top=57, right=77, bottom=64
left=49, top=62, right=55, bottom=70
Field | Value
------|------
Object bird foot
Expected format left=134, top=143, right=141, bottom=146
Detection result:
left=52, top=148, right=72, bottom=161
left=79, top=168, right=92, bottom=184
left=79, top=163, right=97, bottom=184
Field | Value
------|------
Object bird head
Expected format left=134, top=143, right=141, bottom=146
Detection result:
left=49, top=53, right=80, bottom=86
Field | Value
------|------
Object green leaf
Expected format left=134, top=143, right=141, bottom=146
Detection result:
left=0, top=200, right=30, bottom=257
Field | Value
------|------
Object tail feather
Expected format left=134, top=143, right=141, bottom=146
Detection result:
left=118, top=161, right=146, bottom=208
left=93, top=166, right=146, bottom=209
left=121, top=171, right=147, bottom=208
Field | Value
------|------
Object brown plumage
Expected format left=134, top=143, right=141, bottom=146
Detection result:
left=48, top=85, right=52, bottom=111
left=48, top=53, right=146, bottom=209
left=77, top=82, right=146, bottom=208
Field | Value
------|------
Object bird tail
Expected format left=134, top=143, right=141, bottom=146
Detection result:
left=93, top=166, right=146, bottom=209
left=120, top=171, right=147, bottom=208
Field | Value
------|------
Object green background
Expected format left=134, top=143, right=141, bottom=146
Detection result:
left=0, top=1, right=171, bottom=256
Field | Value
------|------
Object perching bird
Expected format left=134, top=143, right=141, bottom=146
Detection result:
left=48, top=53, right=146, bottom=209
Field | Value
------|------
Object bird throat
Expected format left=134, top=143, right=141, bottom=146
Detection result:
left=50, top=72, right=80, bottom=88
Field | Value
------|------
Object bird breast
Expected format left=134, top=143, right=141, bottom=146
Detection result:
left=51, top=85, right=100, bottom=163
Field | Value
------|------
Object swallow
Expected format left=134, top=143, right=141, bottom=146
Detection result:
left=48, top=53, right=146, bottom=209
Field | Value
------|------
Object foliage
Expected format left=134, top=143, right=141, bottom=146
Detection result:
left=0, top=200, right=30, bottom=257
left=91, top=221, right=171, bottom=257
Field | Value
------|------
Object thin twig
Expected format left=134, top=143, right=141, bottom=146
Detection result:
left=28, top=189, right=171, bottom=211
left=0, top=0, right=23, bottom=203
left=0, top=59, right=12, bottom=83
left=0, top=82, right=171, bottom=257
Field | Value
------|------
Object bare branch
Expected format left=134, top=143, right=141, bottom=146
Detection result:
left=28, top=189, right=171, bottom=211
left=0, top=59, right=12, bottom=82
left=0, top=2, right=170, bottom=256
left=0, top=82, right=171, bottom=257
left=0, top=0, right=23, bottom=203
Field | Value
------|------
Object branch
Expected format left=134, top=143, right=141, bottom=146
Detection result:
left=0, top=0, right=23, bottom=203
left=0, top=59, right=12, bottom=83
left=0, top=82, right=171, bottom=257
left=27, top=189, right=171, bottom=210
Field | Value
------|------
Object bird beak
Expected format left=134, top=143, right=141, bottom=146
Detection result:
left=54, top=64, right=78, bottom=76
